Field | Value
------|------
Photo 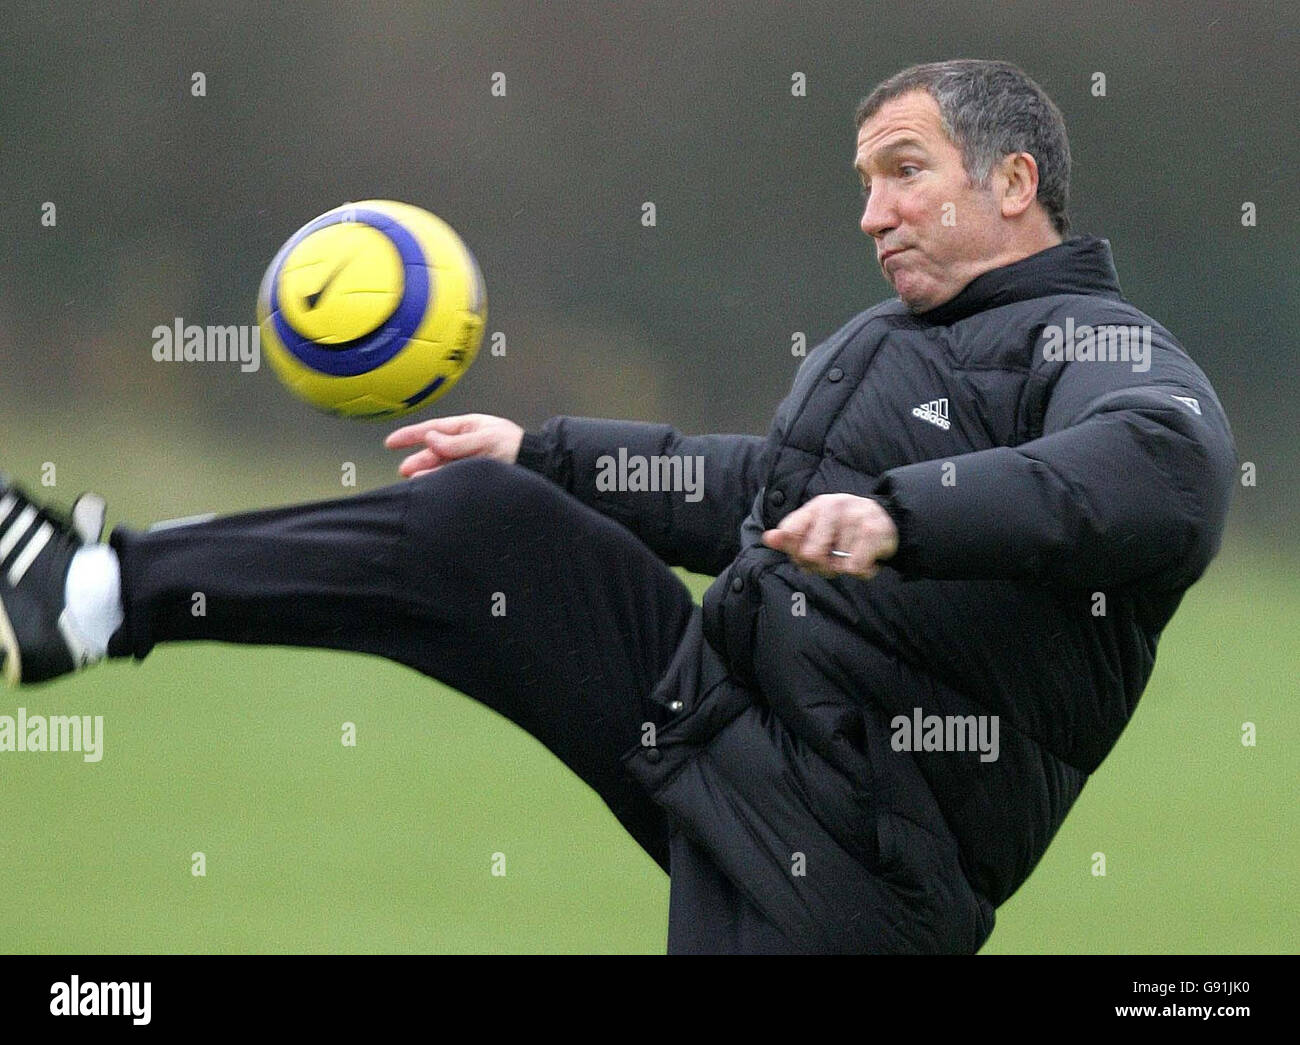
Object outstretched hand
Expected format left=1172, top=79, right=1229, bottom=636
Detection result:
left=385, top=414, right=525, bottom=478
left=761, top=493, right=899, bottom=579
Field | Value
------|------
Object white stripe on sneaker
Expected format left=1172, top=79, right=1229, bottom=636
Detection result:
left=0, top=506, right=37, bottom=560
left=0, top=493, right=18, bottom=527
left=8, top=521, right=53, bottom=585
left=0, top=591, right=21, bottom=686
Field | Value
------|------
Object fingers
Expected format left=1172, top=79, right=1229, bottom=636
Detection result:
left=764, top=499, right=844, bottom=577
left=799, top=502, right=843, bottom=572
left=394, top=428, right=494, bottom=478
left=422, top=424, right=499, bottom=463
left=839, top=523, right=883, bottom=579
left=762, top=494, right=897, bottom=579
left=396, top=447, right=440, bottom=477
left=388, top=415, right=490, bottom=478
left=384, top=422, right=434, bottom=450
left=761, top=504, right=811, bottom=555
left=384, top=414, right=477, bottom=450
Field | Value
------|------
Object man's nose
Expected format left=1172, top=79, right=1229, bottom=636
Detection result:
left=860, top=184, right=896, bottom=240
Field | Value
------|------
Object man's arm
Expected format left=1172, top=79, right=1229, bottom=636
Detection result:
left=872, top=340, right=1237, bottom=590
left=516, top=417, right=769, bottom=576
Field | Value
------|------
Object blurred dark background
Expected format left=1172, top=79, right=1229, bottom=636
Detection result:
left=2, top=0, right=1295, bottom=541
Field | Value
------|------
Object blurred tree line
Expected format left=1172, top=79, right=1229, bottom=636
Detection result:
left=2, top=0, right=1294, bottom=538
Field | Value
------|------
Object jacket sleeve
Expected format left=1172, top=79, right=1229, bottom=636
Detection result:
left=516, top=416, right=769, bottom=576
left=873, top=341, right=1237, bottom=590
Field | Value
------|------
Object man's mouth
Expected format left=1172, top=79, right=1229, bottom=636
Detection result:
left=880, top=247, right=910, bottom=268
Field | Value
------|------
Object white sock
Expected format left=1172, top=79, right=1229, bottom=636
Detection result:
left=63, top=544, right=124, bottom=660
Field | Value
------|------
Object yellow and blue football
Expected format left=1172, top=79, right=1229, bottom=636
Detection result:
left=257, top=199, right=486, bottom=418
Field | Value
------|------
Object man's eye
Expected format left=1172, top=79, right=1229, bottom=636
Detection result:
left=859, top=183, right=871, bottom=199
left=900, top=165, right=920, bottom=177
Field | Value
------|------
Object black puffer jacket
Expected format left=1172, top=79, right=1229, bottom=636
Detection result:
left=516, top=236, right=1236, bottom=952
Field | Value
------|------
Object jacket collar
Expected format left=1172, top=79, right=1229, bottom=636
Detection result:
left=914, top=235, right=1124, bottom=326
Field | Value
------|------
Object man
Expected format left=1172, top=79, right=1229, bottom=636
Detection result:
left=0, top=60, right=1235, bottom=953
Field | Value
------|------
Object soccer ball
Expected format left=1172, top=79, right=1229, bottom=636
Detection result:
left=256, top=200, right=486, bottom=418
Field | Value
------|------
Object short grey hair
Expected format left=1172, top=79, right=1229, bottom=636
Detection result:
left=854, top=60, right=1072, bottom=237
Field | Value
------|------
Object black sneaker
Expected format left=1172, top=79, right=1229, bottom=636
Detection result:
left=0, top=475, right=107, bottom=686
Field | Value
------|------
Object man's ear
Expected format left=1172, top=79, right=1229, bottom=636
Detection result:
left=998, top=151, right=1040, bottom=219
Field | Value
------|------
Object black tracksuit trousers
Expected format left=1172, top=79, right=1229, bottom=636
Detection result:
left=105, top=457, right=794, bottom=952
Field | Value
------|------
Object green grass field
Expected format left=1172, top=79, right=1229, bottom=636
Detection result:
left=1, top=418, right=1296, bottom=953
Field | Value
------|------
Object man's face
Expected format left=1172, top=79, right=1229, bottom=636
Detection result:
left=854, top=90, right=1010, bottom=312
